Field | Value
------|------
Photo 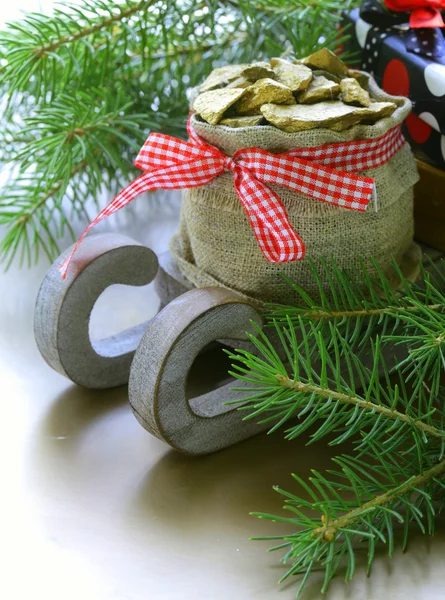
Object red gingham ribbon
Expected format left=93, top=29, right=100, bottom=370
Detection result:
left=60, top=119, right=406, bottom=278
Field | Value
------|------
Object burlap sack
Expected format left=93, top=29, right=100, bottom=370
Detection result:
left=170, top=75, right=420, bottom=308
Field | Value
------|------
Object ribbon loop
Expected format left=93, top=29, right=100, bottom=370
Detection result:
left=60, top=118, right=406, bottom=279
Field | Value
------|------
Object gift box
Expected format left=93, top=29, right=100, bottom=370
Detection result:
left=342, top=1, right=445, bottom=170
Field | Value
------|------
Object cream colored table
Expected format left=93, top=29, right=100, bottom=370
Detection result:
left=0, top=197, right=444, bottom=600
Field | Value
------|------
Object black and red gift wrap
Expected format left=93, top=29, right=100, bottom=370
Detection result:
left=341, top=0, right=445, bottom=169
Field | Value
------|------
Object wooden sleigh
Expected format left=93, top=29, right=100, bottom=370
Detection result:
left=34, top=233, right=270, bottom=456
left=34, top=232, right=434, bottom=456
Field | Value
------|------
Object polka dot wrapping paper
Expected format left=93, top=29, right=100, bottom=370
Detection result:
left=342, top=6, right=445, bottom=169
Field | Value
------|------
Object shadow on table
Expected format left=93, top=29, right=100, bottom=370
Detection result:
left=127, top=427, right=445, bottom=599
left=129, top=426, right=342, bottom=533
left=31, top=366, right=445, bottom=600
left=39, top=382, right=129, bottom=440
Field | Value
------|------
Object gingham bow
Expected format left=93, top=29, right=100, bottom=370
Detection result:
left=60, top=119, right=406, bottom=278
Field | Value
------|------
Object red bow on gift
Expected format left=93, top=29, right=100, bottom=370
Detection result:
left=60, top=119, right=406, bottom=279
left=384, top=0, right=445, bottom=28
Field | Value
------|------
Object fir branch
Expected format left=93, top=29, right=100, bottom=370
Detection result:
left=227, top=317, right=445, bottom=449
left=227, top=258, right=445, bottom=597
left=252, top=448, right=445, bottom=596
left=32, top=0, right=150, bottom=57
left=0, top=89, right=153, bottom=266
left=268, top=258, right=445, bottom=341
left=387, top=296, right=445, bottom=402
left=311, top=457, right=445, bottom=542
left=275, top=373, right=445, bottom=441
left=265, top=258, right=445, bottom=411
left=282, top=302, right=444, bottom=322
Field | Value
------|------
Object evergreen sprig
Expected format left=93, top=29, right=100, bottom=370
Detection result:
left=253, top=448, right=445, bottom=597
left=0, top=0, right=360, bottom=268
left=227, top=258, right=445, bottom=597
left=227, top=319, right=445, bottom=452
left=269, top=257, right=445, bottom=343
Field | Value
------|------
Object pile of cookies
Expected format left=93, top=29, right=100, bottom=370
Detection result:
left=192, top=48, right=397, bottom=132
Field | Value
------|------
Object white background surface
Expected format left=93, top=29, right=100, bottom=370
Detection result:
left=1, top=3, right=445, bottom=599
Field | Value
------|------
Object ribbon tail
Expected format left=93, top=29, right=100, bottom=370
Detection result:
left=233, top=167, right=305, bottom=263
left=60, top=158, right=225, bottom=278
left=59, top=171, right=155, bottom=279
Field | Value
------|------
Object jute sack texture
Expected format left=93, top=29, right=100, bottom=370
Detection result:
left=170, top=75, right=419, bottom=307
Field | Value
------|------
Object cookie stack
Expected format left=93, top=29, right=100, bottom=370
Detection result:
left=193, top=48, right=397, bottom=132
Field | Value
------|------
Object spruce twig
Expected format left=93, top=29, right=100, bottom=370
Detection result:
left=275, top=374, right=445, bottom=441
left=252, top=447, right=445, bottom=596
left=32, top=0, right=151, bottom=57
left=228, top=258, right=445, bottom=596
left=311, top=457, right=445, bottom=542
